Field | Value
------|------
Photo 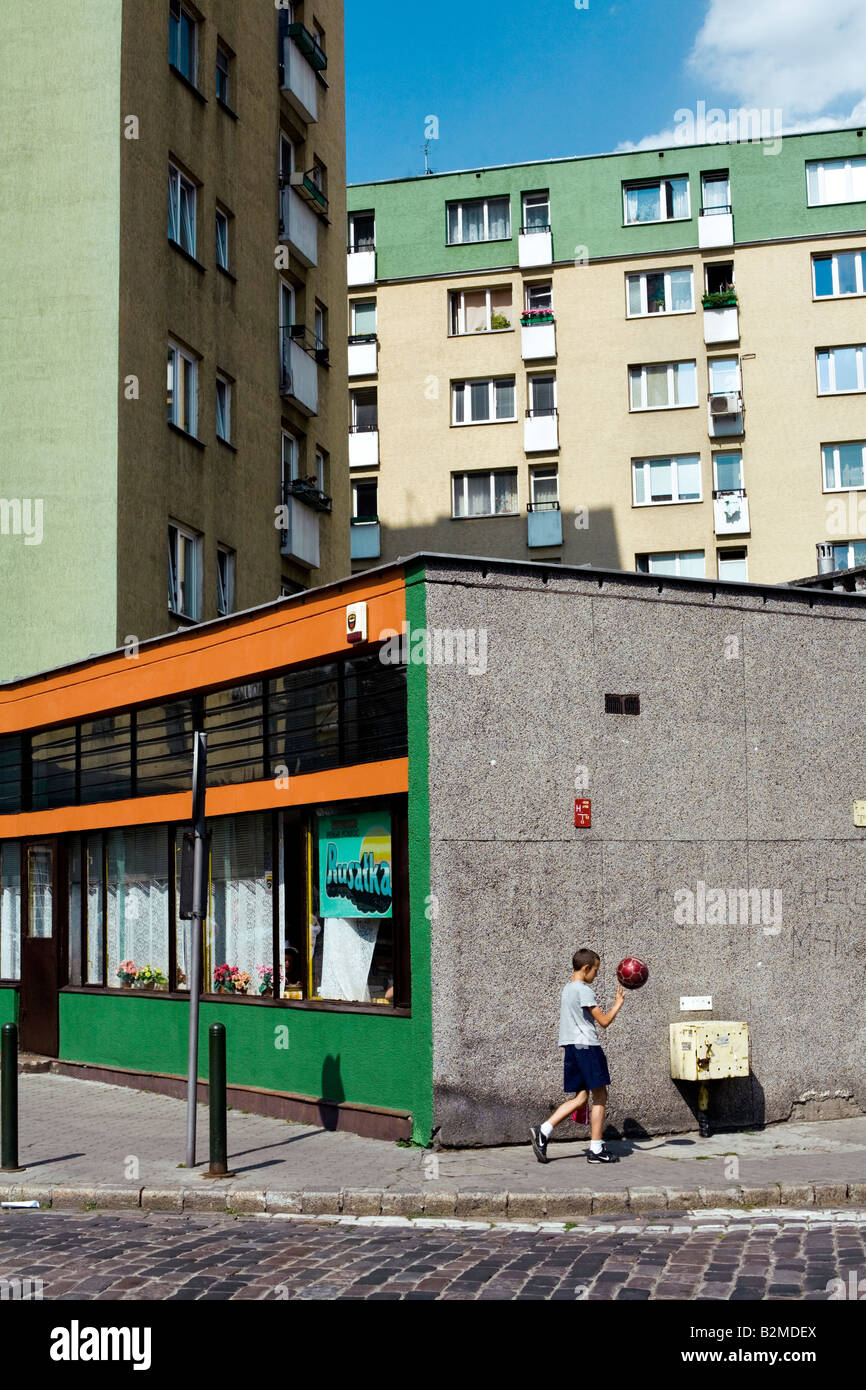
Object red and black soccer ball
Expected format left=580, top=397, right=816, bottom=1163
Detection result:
left=616, top=957, right=649, bottom=990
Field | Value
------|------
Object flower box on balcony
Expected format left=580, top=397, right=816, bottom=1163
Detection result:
left=286, top=21, right=327, bottom=72
left=520, top=312, right=554, bottom=326
left=701, top=291, right=738, bottom=309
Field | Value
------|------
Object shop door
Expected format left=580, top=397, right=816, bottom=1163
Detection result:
left=19, top=840, right=60, bottom=1056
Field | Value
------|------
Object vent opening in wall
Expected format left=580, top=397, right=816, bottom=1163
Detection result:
left=605, top=693, right=640, bottom=715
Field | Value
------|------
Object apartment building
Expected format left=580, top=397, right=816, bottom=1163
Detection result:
left=0, top=0, right=348, bottom=682
left=345, top=129, right=866, bottom=585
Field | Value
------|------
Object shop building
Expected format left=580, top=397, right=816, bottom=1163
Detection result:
left=0, top=556, right=864, bottom=1145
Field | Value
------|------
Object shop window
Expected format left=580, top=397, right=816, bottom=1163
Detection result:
left=0, top=842, right=21, bottom=981
left=206, top=812, right=274, bottom=997
left=311, top=808, right=395, bottom=1004
left=31, top=725, right=77, bottom=810
left=136, top=701, right=195, bottom=796
left=86, top=832, right=104, bottom=985
left=269, top=663, right=340, bottom=775
left=0, top=737, right=23, bottom=814
left=106, top=826, right=170, bottom=991
left=80, top=715, right=132, bottom=804
left=204, top=683, right=266, bottom=785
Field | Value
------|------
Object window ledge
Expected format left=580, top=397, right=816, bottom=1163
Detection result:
left=451, top=511, right=519, bottom=521
left=169, top=64, right=207, bottom=103
left=168, top=422, right=206, bottom=449
left=449, top=328, right=515, bottom=338
left=629, top=403, right=699, bottom=414
left=451, top=418, right=518, bottom=428
left=632, top=498, right=703, bottom=508
left=168, top=610, right=199, bottom=625
left=626, top=309, right=695, bottom=320
left=216, top=436, right=237, bottom=453
left=622, top=217, right=691, bottom=229
left=58, top=987, right=409, bottom=1016
left=446, top=236, right=513, bottom=248
left=216, top=264, right=237, bottom=283
left=216, top=97, right=239, bottom=121
left=168, top=238, right=206, bottom=273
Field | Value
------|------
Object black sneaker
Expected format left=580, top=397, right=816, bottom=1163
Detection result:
left=529, top=1125, right=550, bottom=1164
left=587, top=1145, right=619, bottom=1163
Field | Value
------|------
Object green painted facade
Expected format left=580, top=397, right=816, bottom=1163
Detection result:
left=0, top=2, right=121, bottom=681
left=0, top=989, right=18, bottom=1028
left=348, top=129, right=866, bottom=281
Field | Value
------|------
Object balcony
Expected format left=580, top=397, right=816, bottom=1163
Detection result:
left=519, top=226, right=553, bottom=268
left=698, top=207, right=734, bottom=249
left=520, top=314, right=556, bottom=361
left=524, top=409, right=559, bottom=452
left=713, top=490, right=750, bottom=536
left=279, top=328, right=319, bottom=416
left=348, top=334, right=378, bottom=377
left=349, top=425, right=379, bottom=468
left=347, top=248, right=376, bottom=286
left=278, top=182, right=318, bottom=267
left=527, top=502, right=562, bottom=548
left=350, top=518, right=381, bottom=560
left=279, top=25, right=322, bottom=124
left=703, top=297, right=739, bottom=345
left=707, top=391, right=744, bottom=438
left=279, top=493, right=321, bottom=569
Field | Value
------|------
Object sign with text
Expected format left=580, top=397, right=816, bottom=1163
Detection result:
left=318, top=811, right=393, bottom=918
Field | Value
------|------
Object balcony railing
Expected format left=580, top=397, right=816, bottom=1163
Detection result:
left=713, top=490, right=750, bottom=536
left=290, top=170, right=329, bottom=217
left=518, top=225, right=553, bottom=269
left=349, top=424, right=379, bottom=468
left=348, top=334, right=378, bottom=377
left=282, top=478, right=332, bottom=514
left=350, top=517, right=381, bottom=560
left=527, top=500, right=563, bottom=547
left=279, top=327, right=319, bottom=415
left=698, top=207, right=734, bottom=249
left=285, top=21, right=327, bottom=71
left=347, top=246, right=377, bottom=286
left=279, top=493, right=320, bottom=569
left=524, top=408, right=559, bottom=452
left=278, top=179, right=318, bottom=267
left=279, top=16, right=320, bottom=123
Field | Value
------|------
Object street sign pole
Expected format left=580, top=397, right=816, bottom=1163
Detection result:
left=185, top=732, right=207, bottom=1170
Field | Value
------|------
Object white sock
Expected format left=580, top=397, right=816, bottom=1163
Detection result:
left=590, top=1139, right=603, bottom=1153
left=540, top=1122, right=553, bottom=1139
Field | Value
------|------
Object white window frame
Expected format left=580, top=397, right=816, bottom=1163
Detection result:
left=168, top=162, right=196, bottom=256
left=816, top=345, right=866, bottom=395
left=314, top=303, right=325, bottom=350
left=629, top=360, right=698, bottom=411
left=713, top=451, right=745, bottom=494
left=829, top=540, right=866, bottom=569
left=525, top=281, right=553, bottom=312
left=350, top=388, right=378, bottom=430
left=348, top=210, right=375, bottom=251
left=812, top=251, right=866, bottom=299
left=446, top=196, right=511, bottom=245
left=451, top=469, right=519, bottom=519
left=632, top=455, right=702, bottom=507
left=806, top=157, right=866, bottom=208
left=169, top=0, right=198, bottom=84
left=215, top=207, right=229, bottom=270
left=449, top=286, right=513, bottom=335
left=451, top=377, right=517, bottom=426
left=701, top=172, right=731, bottom=212
left=314, top=448, right=326, bottom=491
left=167, top=341, right=198, bottom=435
left=623, top=177, right=690, bottom=226
left=822, top=441, right=866, bottom=492
left=636, top=550, right=706, bottom=578
left=168, top=521, right=202, bottom=619
left=352, top=479, right=378, bottom=521
left=282, top=430, right=300, bottom=484
left=528, top=374, right=557, bottom=416
left=717, top=549, right=748, bottom=582
left=350, top=299, right=377, bottom=335
left=216, top=374, right=231, bottom=443
left=522, top=191, right=550, bottom=232
left=625, top=267, right=694, bottom=317
left=216, top=546, right=235, bottom=616
left=708, top=356, right=742, bottom=394
left=530, top=465, right=559, bottom=506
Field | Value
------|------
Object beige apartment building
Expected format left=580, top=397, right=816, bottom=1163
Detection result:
left=0, top=0, right=348, bottom=681
left=346, top=130, right=866, bottom=585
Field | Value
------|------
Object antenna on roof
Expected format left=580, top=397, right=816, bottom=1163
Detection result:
left=423, top=140, right=434, bottom=175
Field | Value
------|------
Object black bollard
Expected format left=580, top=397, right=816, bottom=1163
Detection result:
left=1, top=1022, right=25, bottom=1171
left=205, top=1023, right=234, bottom=1178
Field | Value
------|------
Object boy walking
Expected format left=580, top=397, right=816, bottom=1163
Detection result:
left=530, top=948, right=624, bottom=1164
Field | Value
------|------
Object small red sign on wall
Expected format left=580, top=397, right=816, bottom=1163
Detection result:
left=574, top=798, right=591, bottom=828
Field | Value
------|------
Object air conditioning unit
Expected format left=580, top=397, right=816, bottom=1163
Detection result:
left=710, top=392, right=740, bottom=416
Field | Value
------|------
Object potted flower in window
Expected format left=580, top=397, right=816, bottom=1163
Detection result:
left=134, top=964, right=169, bottom=991
left=258, top=965, right=282, bottom=997
left=214, top=963, right=234, bottom=994
left=232, top=969, right=251, bottom=996
left=701, top=288, right=738, bottom=308
left=490, top=312, right=511, bottom=330
left=520, top=308, right=554, bottom=326
left=117, top=960, right=137, bottom=989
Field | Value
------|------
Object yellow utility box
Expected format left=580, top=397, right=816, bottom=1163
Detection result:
left=669, top=1021, right=750, bottom=1082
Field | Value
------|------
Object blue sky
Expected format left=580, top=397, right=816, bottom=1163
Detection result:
left=345, top=0, right=866, bottom=184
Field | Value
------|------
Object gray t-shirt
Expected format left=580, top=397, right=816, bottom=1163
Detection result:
left=558, top=980, right=599, bottom=1047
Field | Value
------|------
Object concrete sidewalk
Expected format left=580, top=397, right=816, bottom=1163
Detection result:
left=2, top=1073, right=864, bottom=1219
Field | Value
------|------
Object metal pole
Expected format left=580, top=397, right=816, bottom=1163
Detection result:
left=185, top=733, right=207, bottom=1170
left=1, top=1022, right=24, bottom=1172
left=205, top=1023, right=234, bottom=1178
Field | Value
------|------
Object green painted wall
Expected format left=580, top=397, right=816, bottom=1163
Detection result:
left=0, top=990, right=19, bottom=1027
left=0, top=1, right=121, bottom=681
left=349, top=130, right=866, bottom=281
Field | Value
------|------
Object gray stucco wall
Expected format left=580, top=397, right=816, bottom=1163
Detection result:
left=421, top=559, right=866, bottom=1146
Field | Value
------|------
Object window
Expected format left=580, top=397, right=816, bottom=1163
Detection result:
left=315, top=449, right=327, bottom=491
left=708, top=356, right=741, bottom=394
left=449, top=286, right=513, bottom=334
left=216, top=43, right=232, bottom=106
left=349, top=210, right=375, bottom=251
left=107, top=825, right=170, bottom=991
left=623, top=177, right=689, bottom=224
left=217, top=547, right=235, bottom=616
left=169, top=0, right=198, bottom=84
left=705, top=261, right=735, bottom=295
left=351, top=388, right=378, bottom=431
left=452, top=377, right=516, bottom=425
left=626, top=267, right=694, bottom=316
left=525, top=282, right=553, bottom=312
left=167, top=342, right=198, bottom=435
left=817, top=345, right=866, bottom=394
left=314, top=302, right=326, bottom=351
left=216, top=374, right=231, bottom=442
left=350, top=299, right=377, bottom=336
left=522, top=191, right=550, bottom=232
left=206, top=813, right=273, bottom=996
left=714, top=451, right=744, bottom=493
left=635, top=551, right=705, bottom=578
left=446, top=196, right=511, bottom=245
left=701, top=171, right=730, bottom=213
left=168, top=522, right=201, bottom=619
left=813, top=251, right=866, bottom=298
left=352, top=480, right=378, bottom=520
left=632, top=455, right=702, bottom=505
left=282, top=430, right=300, bottom=484
left=822, top=441, right=866, bottom=490
left=629, top=360, right=697, bottom=410
left=168, top=163, right=196, bottom=256
left=215, top=206, right=230, bottom=270
left=311, top=807, right=397, bottom=1006
left=718, top=549, right=748, bottom=582
left=528, top=374, right=556, bottom=416
left=828, top=540, right=866, bottom=569
left=806, top=157, right=866, bottom=207
left=452, top=470, right=518, bottom=518
left=0, top=842, right=21, bottom=981
left=530, top=466, right=559, bottom=508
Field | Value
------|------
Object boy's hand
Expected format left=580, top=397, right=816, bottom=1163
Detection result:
left=615, top=984, right=625, bottom=1006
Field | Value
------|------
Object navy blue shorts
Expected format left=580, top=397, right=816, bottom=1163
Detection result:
left=563, top=1045, right=611, bottom=1094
